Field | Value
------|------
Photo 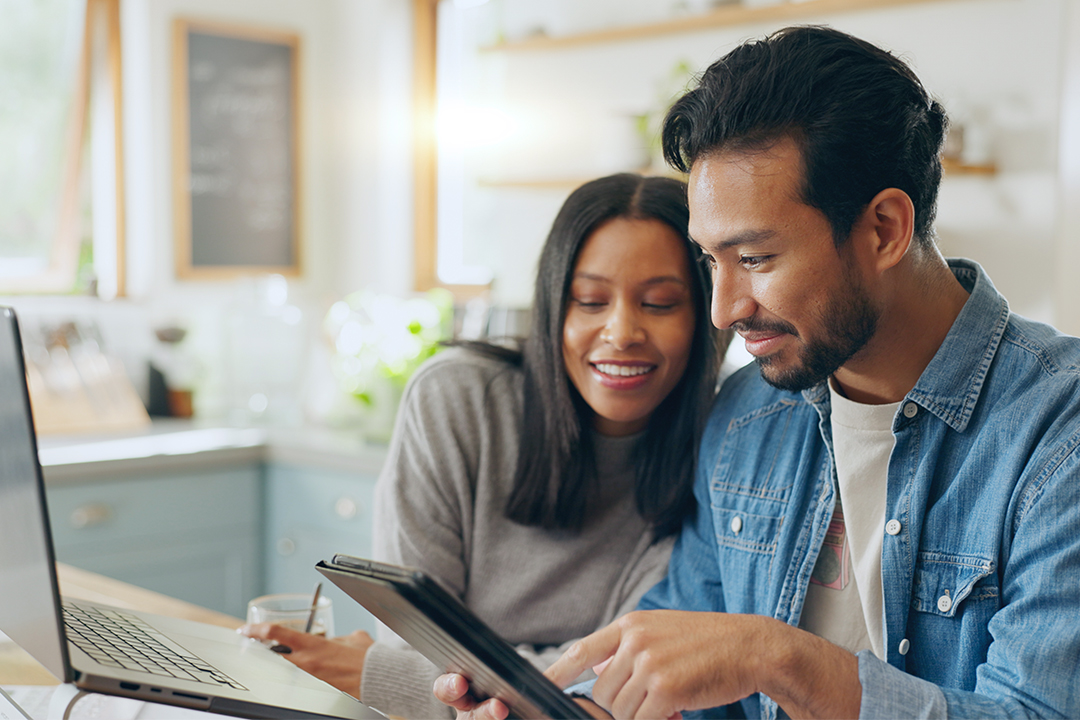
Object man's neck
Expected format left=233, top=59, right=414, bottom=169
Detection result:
left=833, top=257, right=970, bottom=405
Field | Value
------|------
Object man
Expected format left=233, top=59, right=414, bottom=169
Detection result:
left=437, top=26, right=1080, bottom=719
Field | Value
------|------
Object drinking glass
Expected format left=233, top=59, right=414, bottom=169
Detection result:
left=246, top=593, right=334, bottom=638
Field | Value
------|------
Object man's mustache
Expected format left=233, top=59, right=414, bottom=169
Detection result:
left=729, top=316, right=799, bottom=338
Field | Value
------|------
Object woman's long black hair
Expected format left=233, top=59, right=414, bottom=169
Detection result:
left=467, top=173, right=728, bottom=538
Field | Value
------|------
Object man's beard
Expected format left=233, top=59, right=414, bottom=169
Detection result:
left=736, top=281, right=879, bottom=393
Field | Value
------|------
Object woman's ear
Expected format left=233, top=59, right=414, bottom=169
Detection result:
left=860, top=187, right=915, bottom=274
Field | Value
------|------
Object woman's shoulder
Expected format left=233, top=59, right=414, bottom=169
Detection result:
left=410, top=344, right=521, bottom=385
left=391, top=345, right=525, bottom=474
left=404, top=345, right=524, bottom=411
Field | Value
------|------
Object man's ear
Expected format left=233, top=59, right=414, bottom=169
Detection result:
left=858, top=188, right=915, bottom=274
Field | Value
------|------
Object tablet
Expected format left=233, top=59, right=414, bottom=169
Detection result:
left=316, top=555, right=592, bottom=720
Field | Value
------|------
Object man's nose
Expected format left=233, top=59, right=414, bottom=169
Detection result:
left=710, top=267, right=755, bottom=330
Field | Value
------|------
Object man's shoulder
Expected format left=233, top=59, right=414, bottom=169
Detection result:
left=982, top=314, right=1080, bottom=421
left=999, top=314, right=1080, bottom=379
left=706, top=362, right=813, bottom=428
left=985, top=315, right=1080, bottom=433
left=716, top=360, right=803, bottom=401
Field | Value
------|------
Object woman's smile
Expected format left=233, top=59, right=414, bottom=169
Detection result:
left=590, top=361, right=657, bottom=388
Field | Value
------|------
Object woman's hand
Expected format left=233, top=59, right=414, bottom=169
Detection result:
left=433, top=673, right=506, bottom=720
left=432, top=673, right=611, bottom=720
left=241, top=623, right=374, bottom=699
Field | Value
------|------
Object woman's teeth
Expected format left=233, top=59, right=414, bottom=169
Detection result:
left=594, top=363, right=652, bottom=377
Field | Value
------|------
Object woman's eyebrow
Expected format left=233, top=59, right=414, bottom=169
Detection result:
left=572, top=272, right=612, bottom=282
left=642, top=276, right=689, bottom=287
left=574, top=272, right=688, bottom=288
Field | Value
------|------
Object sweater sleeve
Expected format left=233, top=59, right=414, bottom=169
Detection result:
left=512, top=532, right=674, bottom=686
left=361, top=642, right=450, bottom=720
left=359, top=351, right=497, bottom=720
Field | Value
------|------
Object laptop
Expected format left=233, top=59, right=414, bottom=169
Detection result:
left=0, top=307, right=378, bottom=720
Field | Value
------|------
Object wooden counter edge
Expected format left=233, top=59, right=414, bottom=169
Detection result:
left=56, top=564, right=243, bottom=630
left=1, top=564, right=242, bottom=686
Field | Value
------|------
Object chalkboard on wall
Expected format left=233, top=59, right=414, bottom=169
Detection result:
left=172, top=19, right=301, bottom=279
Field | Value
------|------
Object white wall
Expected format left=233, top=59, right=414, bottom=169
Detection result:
left=448, top=0, right=1072, bottom=329
left=122, top=0, right=415, bottom=304
left=1055, top=0, right=1080, bottom=336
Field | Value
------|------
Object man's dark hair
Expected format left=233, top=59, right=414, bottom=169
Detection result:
left=662, top=25, right=948, bottom=248
left=464, top=173, right=727, bottom=538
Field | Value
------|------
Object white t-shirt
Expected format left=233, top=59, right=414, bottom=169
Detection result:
left=799, top=380, right=898, bottom=660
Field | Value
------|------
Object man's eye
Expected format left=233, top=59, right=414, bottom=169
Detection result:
left=740, top=255, right=772, bottom=269
left=699, top=253, right=717, bottom=268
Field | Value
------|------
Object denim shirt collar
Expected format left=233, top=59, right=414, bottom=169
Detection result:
left=801, top=258, right=1010, bottom=433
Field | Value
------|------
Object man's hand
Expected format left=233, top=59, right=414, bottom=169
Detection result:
left=241, top=623, right=374, bottom=699
left=545, top=610, right=861, bottom=720
left=545, top=610, right=758, bottom=719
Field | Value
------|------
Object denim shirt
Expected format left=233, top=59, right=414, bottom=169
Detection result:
left=619, top=259, right=1080, bottom=719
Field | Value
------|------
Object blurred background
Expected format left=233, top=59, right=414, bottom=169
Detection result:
left=2, top=0, right=1079, bottom=432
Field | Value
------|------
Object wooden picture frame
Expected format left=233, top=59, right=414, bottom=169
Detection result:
left=172, top=18, right=302, bottom=280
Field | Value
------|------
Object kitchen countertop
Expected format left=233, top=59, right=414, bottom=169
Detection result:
left=0, top=563, right=241, bottom=686
left=37, top=420, right=389, bottom=486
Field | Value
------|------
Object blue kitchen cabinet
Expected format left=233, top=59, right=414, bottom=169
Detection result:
left=45, top=466, right=262, bottom=619
left=263, top=463, right=380, bottom=636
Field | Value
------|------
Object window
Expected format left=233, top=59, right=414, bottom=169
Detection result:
left=0, top=0, right=125, bottom=297
left=413, top=0, right=495, bottom=297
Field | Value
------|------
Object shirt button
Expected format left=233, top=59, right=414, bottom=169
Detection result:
left=885, top=519, right=902, bottom=535
left=730, top=516, right=743, bottom=534
left=898, top=638, right=910, bottom=655
left=903, top=402, right=918, bottom=418
left=937, top=594, right=953, bottom=613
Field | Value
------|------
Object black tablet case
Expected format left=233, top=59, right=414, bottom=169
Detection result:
left=316, top=555, right=592, bottom=720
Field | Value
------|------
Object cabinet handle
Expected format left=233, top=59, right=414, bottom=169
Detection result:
left=334, top=496, right=361, bottom=520
left=70, top=503, right=112, bottom=530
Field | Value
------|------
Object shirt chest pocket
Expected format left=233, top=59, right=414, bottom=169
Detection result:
left=911, top=552, right=998, bottom=618
left=711, top=505, right=784, bottom=557
left=907, top=552, right=999, bottom=687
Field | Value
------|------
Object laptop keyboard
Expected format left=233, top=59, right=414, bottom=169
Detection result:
left=62, top=602, right=247, bottom=690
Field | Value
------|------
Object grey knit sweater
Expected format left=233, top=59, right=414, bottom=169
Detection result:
left=358, top=348, right=673, bottom=719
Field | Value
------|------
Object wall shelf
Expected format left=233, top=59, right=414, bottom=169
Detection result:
left=942, top=157, right=997, bottom=175
left=481, top=0, right=950, bottom=53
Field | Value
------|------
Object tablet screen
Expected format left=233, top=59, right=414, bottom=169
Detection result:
left=316, top=556, right=592, bottom=720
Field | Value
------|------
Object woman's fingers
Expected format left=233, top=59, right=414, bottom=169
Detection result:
left=432, top=674, right=509, bottom=720
left=433, top=674, right=476, bottom=711
left=239, top=622, right=311, bottom=652
left=240, top=622, right=370, bottom=699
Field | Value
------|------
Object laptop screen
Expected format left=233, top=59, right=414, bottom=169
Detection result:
left=0, top=307, right=72, bottom=682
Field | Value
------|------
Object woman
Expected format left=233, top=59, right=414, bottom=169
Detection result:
left=244, top=173, right=729, bottom=719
